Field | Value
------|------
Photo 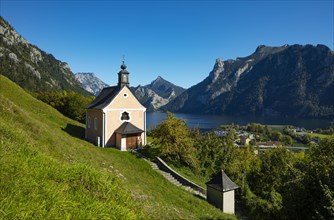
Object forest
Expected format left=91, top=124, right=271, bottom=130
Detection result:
left=147, top=112, right=334, bottom=219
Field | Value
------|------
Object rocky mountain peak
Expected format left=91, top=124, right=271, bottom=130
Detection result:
left=214, top=58, right=224, bottom=68
left=0, top=16, right=29, bottom=46
left=75, top=72, right=109, bottom=96
left=131, top=76, right=185, bottom=111
left=163, top=44, right=334, bottom=118
left=209, top=58, right=224, bottom=82
left=156, top=75, right=163, bottom=80
left=151, top=76, right=167, bottom=85
left=255, top=45, right=267, bottom=52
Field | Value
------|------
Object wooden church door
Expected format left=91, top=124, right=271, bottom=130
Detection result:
left=126, top=134, right=139, bottom=149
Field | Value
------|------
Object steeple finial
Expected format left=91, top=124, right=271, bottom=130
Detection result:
left=121, top=55, right=127, bottom=70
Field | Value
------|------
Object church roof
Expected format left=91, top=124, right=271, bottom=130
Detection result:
left=86, top=63, right=145, bottom=110
left=86, top=86, right=120, bottom=109
left=206, top=170, right=239, bottom=192
left=115, top=122, right=144, bottom=135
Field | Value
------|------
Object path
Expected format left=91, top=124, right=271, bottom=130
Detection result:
left=148, top=160, right=206, bottom=199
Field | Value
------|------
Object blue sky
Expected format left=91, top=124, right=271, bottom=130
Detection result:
left=1, top=0, right=333, bottom=88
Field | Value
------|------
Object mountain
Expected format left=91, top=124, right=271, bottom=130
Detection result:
left=74, top=73, right=186, bottom=110
left=131, top=76, right=186, bottom=111
left=163, top=44, right=334, bottom=118
left=0, top=16, right=89, bottom=95
left=75, top=72, right=109, bottom=95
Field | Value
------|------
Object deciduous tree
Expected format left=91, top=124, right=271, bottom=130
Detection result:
left=151, top=112, right=198, bottom=169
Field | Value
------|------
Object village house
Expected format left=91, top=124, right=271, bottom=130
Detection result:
left=85, top=62, right=146, bottom=150
left=239, top=135, right=252, bottom=145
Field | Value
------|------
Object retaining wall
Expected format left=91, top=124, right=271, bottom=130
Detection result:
left=156, top=157, right=207, bottom=195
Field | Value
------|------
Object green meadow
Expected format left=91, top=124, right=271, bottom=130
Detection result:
left=0, top=75, right=235, bottom=219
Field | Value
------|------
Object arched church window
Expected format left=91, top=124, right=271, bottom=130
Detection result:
left=121, top=111, right=130, bottom=121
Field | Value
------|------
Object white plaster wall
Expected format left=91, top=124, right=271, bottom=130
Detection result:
left=223, top=190, right=235, bottom=214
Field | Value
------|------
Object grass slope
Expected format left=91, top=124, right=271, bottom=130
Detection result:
left=0, top=75, right=235, bottom=219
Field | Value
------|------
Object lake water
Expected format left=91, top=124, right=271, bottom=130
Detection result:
left=146, top=112, right=333, bottom=131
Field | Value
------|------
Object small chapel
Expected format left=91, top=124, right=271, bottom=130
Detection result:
left=85, top=62, right=146, bottom=151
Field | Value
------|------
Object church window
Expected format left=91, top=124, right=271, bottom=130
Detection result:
left=94, top=117, right=98, bottom=130
left=87, top=116, right=91, bottom=128
left=121, top=111, right=130, bottom=121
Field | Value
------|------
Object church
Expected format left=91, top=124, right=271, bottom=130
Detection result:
left=85, top=62, right=146, bottom=150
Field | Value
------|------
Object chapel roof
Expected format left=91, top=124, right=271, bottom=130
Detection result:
left=206, top=170, right=239, bottom=192
left=115, top=122, right=144, bottom=135
left=86, top=62, right=145, bottom=110
left=86, top=86, right=120, bottom=109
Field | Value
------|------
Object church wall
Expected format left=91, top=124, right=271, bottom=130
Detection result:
left=104, top=110, right=120, bottom=147
left=104, top=109, right=146, bottom=146
left=104, top=86, right=146, bottom=147
left=86, top=109, right=103, bottom=146
left=105, top=86, right=145, bottom=110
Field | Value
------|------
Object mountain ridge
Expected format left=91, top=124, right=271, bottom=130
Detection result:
left=131, top=76, right=186, bottom=111
left=2, top=16, right=332, bottom=118
left=0, top=16, right=89, bottom=95
left=74, top=71, right=186, bottom=112
left=75, top=72, right=109, bottom=95
left=162, top=44, right=334, bottom=118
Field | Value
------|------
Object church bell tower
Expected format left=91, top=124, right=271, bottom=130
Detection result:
left=118, top=61, right=129, bottom=88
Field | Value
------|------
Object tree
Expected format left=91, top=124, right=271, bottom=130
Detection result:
left=303, top=138, right=334, bottom=219
left=249, top=147, right=298, bottom=195
left=282, top=135, right=294, bottom=146
left=278, top=138, right=334, bottom=219
left=193, top=131, right=225, bottom=177
left=245, top=147, right=304, bottom=219
left=270, top=130, right=283, bottom=141
left=150, top=112, right=198, bottom=169
left=36, top=91, right=94, bottom=123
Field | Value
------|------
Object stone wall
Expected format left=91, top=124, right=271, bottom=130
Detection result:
left=156, top=157, right=206, bottom=195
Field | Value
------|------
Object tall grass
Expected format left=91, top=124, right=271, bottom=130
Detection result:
left=0, top=75, right=235, bottom=219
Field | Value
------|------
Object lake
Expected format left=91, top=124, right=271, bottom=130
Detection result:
left=146, top=112, right=333, bottom=131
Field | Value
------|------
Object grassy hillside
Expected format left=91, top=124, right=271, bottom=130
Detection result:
left=0, top=75, right=235, bottom=219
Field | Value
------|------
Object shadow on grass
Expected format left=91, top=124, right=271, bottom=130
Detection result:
left=62, top=123, right=85, bottom=140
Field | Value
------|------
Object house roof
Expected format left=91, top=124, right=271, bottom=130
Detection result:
left=115, top=122, right=144, bottom=135
left=206, top=170, right=239, bottom=192
left=86, top=86, right=120, bottom=109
